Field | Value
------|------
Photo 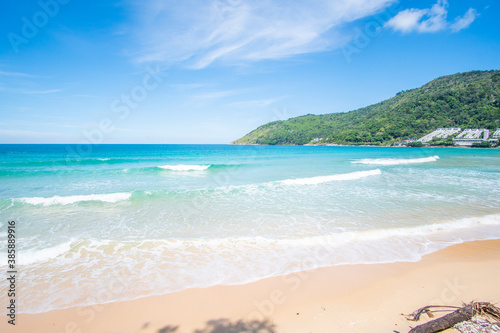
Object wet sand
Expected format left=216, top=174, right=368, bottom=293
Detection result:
left=3, top=239, right=500, bottom=333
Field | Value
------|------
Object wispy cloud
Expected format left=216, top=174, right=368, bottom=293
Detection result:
left=228, top=96, right=289, bottom=108
left=0, top=69, right=62, bottom=94
left=385, top=0, right=478, bottom=34
left=450, top=8, right=478, bottom=32
left=170, top=83, right=213, bottom=92
left=130, top=0, right=395, bottom=69
left=3, top=120, right=84, bottom=129
left=22, top=89, right=63, bottom=94
left=192, top=89, right=246, bottom=101
left=0, top=129, right=67, bottom=140
left=0, top=70, right=43, bottom=78
left=73, top=94, right=108, bottom=99
left=0, top=87, right=63, bottom=94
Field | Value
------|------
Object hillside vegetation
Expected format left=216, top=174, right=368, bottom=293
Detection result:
left=232, top=70, right=500, bottom=145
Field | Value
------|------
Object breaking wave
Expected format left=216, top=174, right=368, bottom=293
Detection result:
left=352, top=156, right=439, bottom=165
left=17, top=193, right=131, bottom=206
left=277, top=169, right=381, bottom=185
left=157, top=164, right=211, bottom=171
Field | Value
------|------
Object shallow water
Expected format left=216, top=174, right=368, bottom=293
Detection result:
left=0, top=144, right=499, bottom=313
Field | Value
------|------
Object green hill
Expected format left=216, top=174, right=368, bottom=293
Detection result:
left=232, top=70, right=500, bottom=145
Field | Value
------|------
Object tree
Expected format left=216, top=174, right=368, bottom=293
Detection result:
left=472, top=141, right=491, bottom=148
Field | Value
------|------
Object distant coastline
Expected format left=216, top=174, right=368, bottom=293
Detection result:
left=231, top=142, right=498, bottom=148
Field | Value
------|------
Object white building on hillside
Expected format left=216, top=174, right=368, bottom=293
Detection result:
left=453, top=129, right=490, bottom=146
left=418, top=128, right=461, bottom=143
left=417, top=128, right=498, bottom=146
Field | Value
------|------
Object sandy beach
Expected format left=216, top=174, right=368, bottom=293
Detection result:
left=2, top=0, right=500, bottom=331
left=2, top=238, right=499, bottom=333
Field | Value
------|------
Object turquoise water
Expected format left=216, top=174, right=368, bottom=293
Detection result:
left=1, top=144, right=500, bottom=313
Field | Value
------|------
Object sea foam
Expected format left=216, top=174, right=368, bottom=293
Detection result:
left=158, top=164, right=211, bottom=171
left=19, top=241, right=73, bottom=265
left=283, top=214, right=500, bottom=248
left=12, top=213, right=500, bottom=314
left=352, top=155, right=439, bottom=165
left=278, top=169, right=381, bottom=185
left=18, top=192, right=131, bottom=206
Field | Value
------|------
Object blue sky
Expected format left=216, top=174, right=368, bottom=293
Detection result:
left=1, top=0, right=499, bottom=144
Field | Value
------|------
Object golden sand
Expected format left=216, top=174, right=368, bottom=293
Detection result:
left=3, top=239, right=500, bottom=333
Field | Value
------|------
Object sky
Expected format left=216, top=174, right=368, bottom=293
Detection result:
left=0, top=0, right=499, bottom=144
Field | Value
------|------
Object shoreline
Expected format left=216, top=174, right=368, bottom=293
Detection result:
left=232, top=142, right=499, bottom=148
left=4, top=238, right=500, bottom=332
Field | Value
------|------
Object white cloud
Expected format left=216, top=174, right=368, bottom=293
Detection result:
left=386, top=0, right=477, bottom=34
left=22, top=89, right=63, bottom=94
left=73, top=94, right=108, bottom=99
left=450, top=8, right=478, bottom=32
left=130, top=0, right=395, bottom=68
left=0, top=70, right=50, bottom=79
left=382, top=8, right=427, bottom=33
left=192, top=89, right=242, bottom=101
left=228, top=96, right=289, bottom=108
left=0, top=87, right=63, bottom=94
left=418, top=0, right=448, bottom=32
left=169, top=83, right=212, bottom=91
left=0, top=71, right=37, bottom=78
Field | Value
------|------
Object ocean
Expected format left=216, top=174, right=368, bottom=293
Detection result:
left=1, top=144, right=499, bottom=313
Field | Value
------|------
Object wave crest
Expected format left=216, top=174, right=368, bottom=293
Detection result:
left=13, top=169, right=383, bottom=206
left=20, top=241, right=73, bottom=265
left=158, top=164, right=211, bottom=171
left=278, top=169, right=381, bottom=185
left=18, top=193, right=131, bottom=206
left=352, top=156, right=439, bottom=166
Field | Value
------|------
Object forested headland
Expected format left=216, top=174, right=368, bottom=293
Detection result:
left=232, top=70, right=500, bottom=146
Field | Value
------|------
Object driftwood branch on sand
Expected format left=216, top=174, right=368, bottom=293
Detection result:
left=406, top=302, right=500, bottom=333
